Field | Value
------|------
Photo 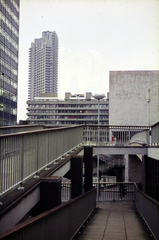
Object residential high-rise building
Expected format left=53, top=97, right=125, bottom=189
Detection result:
left=28, top=31, right=58, bottom=100
left=0, top=0, right=20, bottom=126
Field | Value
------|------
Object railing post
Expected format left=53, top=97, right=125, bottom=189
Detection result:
left=109, top=126, right=112, bottom=145
left=88, top=126, right=90, bottom=145
left=45, top=131, right=50, bottom=170
left=18, top=135, right=24, bottom=190
left=34, top=133, right=39, bottom=178
left=0, top=138, right=4, bottom=195
left=129, top=127, right=130, bottom=145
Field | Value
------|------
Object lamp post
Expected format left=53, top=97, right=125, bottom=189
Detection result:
left=93, top=94, right=105, bottom=200
left=146, top=88, right=151, bottom=144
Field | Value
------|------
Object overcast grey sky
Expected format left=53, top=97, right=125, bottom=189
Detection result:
left=17, top=0, right=159, bottom=121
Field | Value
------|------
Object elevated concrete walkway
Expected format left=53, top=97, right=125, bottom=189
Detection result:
left=93, top=146, right=147, bottom=155
left=75, top=201, right=153, bottom=240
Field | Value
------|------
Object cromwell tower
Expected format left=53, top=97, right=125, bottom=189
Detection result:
left=28, top=31, right=58, bottom=100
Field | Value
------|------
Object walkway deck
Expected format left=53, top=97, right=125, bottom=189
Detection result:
left=75, top=201, right=152, bottom=240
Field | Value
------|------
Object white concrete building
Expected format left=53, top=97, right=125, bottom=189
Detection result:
left=109, top=71, right=159, bottom=126
left=28, top=31, right=58, bottom=100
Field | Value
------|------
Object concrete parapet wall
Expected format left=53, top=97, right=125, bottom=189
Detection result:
left=151, top=122, right=159, bottom=144
left=129, top=130, right=149, bottom=145
left=0, top=186, right=40, bottom=232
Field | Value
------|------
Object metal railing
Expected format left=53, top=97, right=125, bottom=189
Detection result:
left=0, top=188, right=96, bottom=240
left=83, top=125, right=150, bottom=146
left=0, top=126, right=83, bottom=195
left=95, top=182, right=135, bottom=201
left=0, top=124, right=156, bottom=196
left=135, top=183, right=159, bottom=240
left=61, top=182, right=135, bottom=202
left=61, top=182, right=71, bottom=202
left=93, top=158, right=124, bottom=175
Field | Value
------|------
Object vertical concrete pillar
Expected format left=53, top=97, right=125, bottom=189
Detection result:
left=40, top=176, right=61, bottom=212
left=83, top=147, right=93, bottom=192
left=71, top=156, right=83, bottom=198
left=142, top=155, right=147, bottom=193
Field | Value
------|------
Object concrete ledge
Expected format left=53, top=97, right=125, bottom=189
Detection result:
left=93, top=146, right=148, bottom=155
left=0, top=185, right=40, bottom=232
left=148, top=147, right=159, bottom=160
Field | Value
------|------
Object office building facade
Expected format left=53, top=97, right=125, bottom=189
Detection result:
left=28, top=31, right=58, bottom=100
left=26, top=92, right=109, bottom=125
left=0, top=0, right=20, bottom=126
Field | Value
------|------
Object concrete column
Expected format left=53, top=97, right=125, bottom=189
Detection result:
left=142, top=155, right=147, bottom=193
left=83, top=147, right=93, bottom=192
left=40, top=176, right=61, bottom=212
left=71, top=156, right=83, bottom=198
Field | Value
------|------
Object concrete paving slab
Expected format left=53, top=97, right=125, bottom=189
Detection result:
left=74, top=201, right=152, bottom=240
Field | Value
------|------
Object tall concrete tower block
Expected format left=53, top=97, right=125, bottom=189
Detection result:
left=28, top=31, right=58, bottom=100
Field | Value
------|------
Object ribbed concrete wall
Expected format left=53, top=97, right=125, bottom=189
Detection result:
left=109, top=71, right=159, bottom=126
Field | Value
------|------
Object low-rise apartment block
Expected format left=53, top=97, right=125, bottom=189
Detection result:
left=26, top=92, right=109, bottom=125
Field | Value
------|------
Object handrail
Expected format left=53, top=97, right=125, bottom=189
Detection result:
left=83, top=125, right=150, bottom=146
left=0, top=125, right=83, bottom=138
left=0, top=188, right=96, bottom=240
left=0, top=126, right=83, bottom=195
left=0, top=124, right=157, bottom=196
left=134, top=183, right=159, bottom=240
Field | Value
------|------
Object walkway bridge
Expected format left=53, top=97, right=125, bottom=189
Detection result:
left=0, top=124, right=159, bottom=239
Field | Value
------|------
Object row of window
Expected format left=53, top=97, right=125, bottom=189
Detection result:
left=1, top=0, right=19, bottom=24
left=0, top=103, right=17, bottom=115
left=10, top=0, right=19, bottom=13
left=28, top=115, right=108, bottom=120
left=0, top=13, right=19, bottom=37
left=0, top=36, right=18, bottom=57
left=0, top=58, right=18, bottom=76
left=0, top=66, right=17, bottom=82
left=0, top=74, right=17, bottom=88
left=0, top=43, right=18, bottom=63
left=0, top=21, right=18, bottom=45
left=1, top=82, right=17, bottom=95
left=0, top=88, right=17, bottom=102
left=28, top=120, right=109, bottom=125
left=1, top=28, right=18, bottom=50
left=28, top=104, right=108, bottom=109
left=28, top=110, right=108, bottom=115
